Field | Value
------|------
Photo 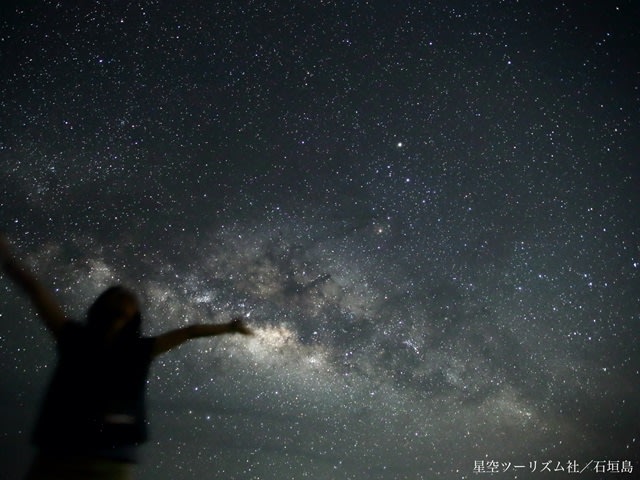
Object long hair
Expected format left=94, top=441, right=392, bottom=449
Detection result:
left=86, top=285, right=141, bottom=341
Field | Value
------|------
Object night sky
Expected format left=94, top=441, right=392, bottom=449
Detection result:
left=1, top=1, right=639, bottom=479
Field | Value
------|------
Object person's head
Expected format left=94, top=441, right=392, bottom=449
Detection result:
left=86, top=285, right=141, bottom=342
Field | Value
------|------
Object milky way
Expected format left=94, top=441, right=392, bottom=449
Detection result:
left=1, top=2, right=638, bottom=479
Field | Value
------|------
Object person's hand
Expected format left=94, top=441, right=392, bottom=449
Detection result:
left=229, top=317, right=253, bottom=335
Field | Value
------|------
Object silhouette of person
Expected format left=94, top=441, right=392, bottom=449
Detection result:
left=0, top=234, right=253, bottom=480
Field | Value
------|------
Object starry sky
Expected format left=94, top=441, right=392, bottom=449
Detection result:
left=1, top=1, right=639, bottom=479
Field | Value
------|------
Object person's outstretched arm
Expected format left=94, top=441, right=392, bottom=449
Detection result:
left=0, top=234, right=68, bottom=337
left=152, top=317, right=253, bottom=357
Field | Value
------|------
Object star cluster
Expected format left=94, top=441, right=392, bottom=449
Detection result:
left=1, top=1, right=638, bottom=479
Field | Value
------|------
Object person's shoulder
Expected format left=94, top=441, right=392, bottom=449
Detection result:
left=136, top=336, right=157, bottom=362
left=59, top=319, right=83, bottom=335
left=56, top=320, right=85, bottom=347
